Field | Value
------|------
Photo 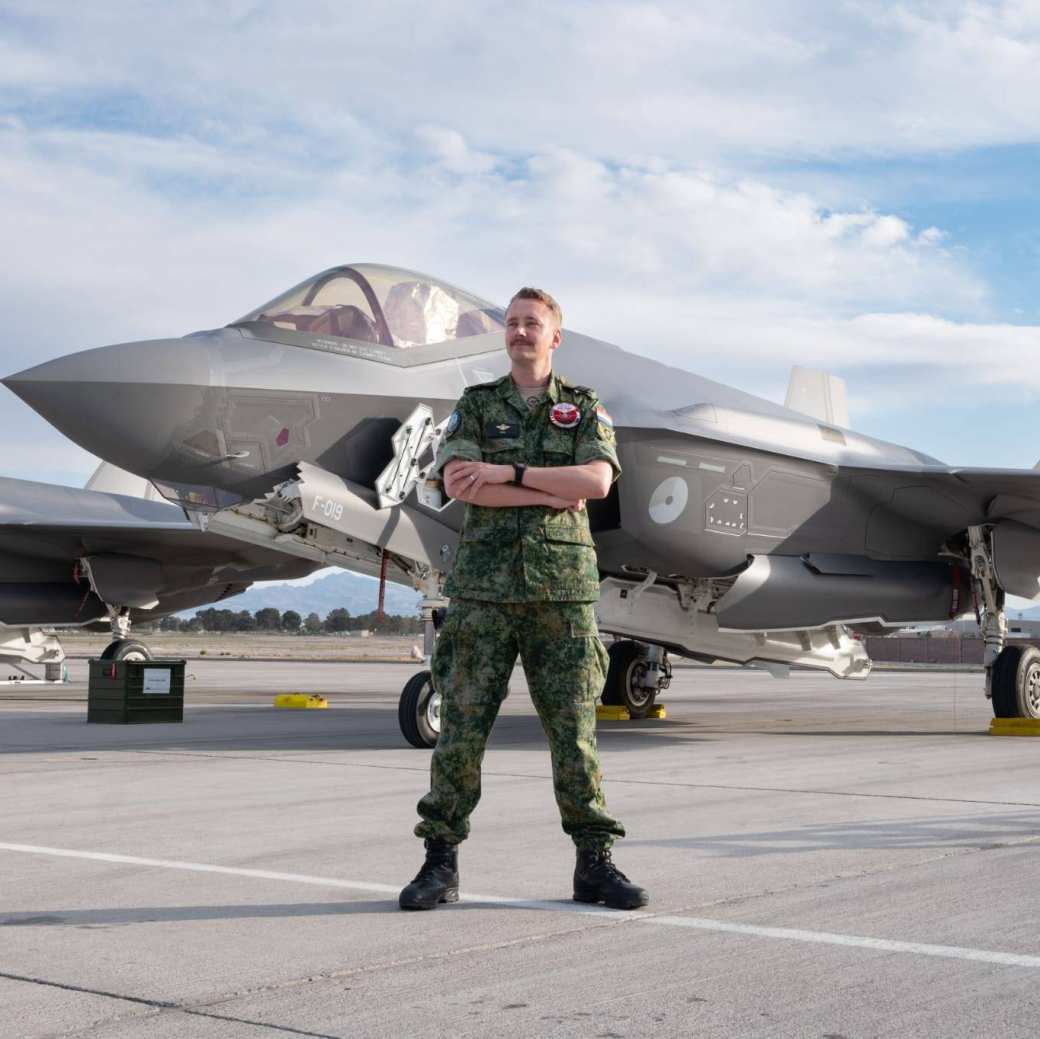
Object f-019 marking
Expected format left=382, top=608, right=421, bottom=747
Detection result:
left=311, top=494, right=345, bottom=523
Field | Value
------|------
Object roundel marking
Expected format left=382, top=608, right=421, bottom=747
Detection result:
left=649, top=476, right=689, bottom=525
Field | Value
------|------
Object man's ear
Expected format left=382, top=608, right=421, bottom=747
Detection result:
left=550, top=327, right=562, bottom=351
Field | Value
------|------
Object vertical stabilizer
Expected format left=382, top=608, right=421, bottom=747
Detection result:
left=784, top=366, right=849, bottom=428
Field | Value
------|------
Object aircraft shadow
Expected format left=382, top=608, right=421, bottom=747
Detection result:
left=625, top=809, right=1040, bottom=857
left=0, top=705, right=711, bottom=755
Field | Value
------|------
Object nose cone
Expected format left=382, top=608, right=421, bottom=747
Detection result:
left=4, top=338, right=211, bottom=479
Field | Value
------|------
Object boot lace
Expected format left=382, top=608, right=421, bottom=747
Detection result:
left=593, top=849, right=631, bottom=883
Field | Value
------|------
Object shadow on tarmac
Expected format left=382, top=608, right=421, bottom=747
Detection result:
left=0, top=901, right=396, bottom=926
left=626, top=808, right=1040, bottom=856
left=0, top=897, right=597, bottom=927
left=0, top=705, right=713, bottom=756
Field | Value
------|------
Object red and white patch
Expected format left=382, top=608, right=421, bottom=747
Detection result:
left=549, top=402, right=581, bottom=429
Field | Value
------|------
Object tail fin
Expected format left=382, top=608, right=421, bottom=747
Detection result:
left=784, top=366, right=849, bottom=428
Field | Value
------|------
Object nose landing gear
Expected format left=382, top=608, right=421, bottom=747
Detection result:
left=399, top=670, right=441, bottom=748
left=99, top=606, right=153, bottom=663
left=99, top=638, right=153, bottom=662
left=398, top=590, right=445, bottom=749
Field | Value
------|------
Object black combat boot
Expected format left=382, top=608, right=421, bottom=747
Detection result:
left=399, top=839, right=460, bottom=910
left=573, top=847, right=649, bottom=910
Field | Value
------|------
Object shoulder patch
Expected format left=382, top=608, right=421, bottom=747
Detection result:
left=556, top=374, right=597, bottom=399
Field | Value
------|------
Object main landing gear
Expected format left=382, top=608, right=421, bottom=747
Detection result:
left=600, top=640, right=672, bottom=719
left=990, top=646, right=1040, bottom=719
left=396, top=630, right=676, bottom=748
left=969, top=526, right=1040, bottom=719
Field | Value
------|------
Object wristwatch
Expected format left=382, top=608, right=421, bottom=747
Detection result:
left=512, top=462, right=527, bottom=486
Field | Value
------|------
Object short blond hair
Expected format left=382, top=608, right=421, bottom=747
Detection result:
left=508, top=287, right=562, bottom=328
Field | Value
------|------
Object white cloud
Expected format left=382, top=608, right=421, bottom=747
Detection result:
left=415, top=126, right=496, bottom=176
left=4, top=2, right=1040, bottom=160
left=0, top=119, right=987, bottom=353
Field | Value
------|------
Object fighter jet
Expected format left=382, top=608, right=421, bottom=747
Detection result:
left=0, top=462, right=321, bottom=677
left=7, top=262, right=1040, bottom=745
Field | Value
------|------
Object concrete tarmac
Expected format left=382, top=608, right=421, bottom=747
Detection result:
left=2, top=661, right=1039, bottom=1038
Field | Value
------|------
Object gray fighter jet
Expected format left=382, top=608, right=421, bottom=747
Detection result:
left=0, top=463, right=320, bottom=676
left=7, top=263, right=1040, bottom=744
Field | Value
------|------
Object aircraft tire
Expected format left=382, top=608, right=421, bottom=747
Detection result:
left=399, top=670, right=440, bottom=749
left=603, top=640, right=657, bottom=719
left=99, top=639, right=152, bottom=662
left=991, top=644, right=1040, bottom=719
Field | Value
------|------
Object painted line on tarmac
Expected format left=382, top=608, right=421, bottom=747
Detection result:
left=4, top=841, right=1040, bottom=969
left=0, top=842, right=402, bottom=898
left=638, top=916, right=1040, bottom=968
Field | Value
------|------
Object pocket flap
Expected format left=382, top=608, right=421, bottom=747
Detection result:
left=543, top=522, right=594, bottom=546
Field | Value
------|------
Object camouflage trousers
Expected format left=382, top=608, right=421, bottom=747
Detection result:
left=415, top=598, right=624, bottom=850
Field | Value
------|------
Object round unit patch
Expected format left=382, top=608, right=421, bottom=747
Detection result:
left=649, top=476, right=689, bottom=525
left=549, top=402, right=581, bottom=429
left=444, top=410, right=462, bottom=438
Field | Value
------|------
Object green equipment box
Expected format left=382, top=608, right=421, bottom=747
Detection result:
left=87, top=659, right=186, bottom=724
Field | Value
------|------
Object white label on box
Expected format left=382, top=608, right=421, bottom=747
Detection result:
left=142, top=669, right=172, bottom=695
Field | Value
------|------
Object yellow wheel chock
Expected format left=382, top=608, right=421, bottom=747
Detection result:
left=274, top=694, right=328, bottom=709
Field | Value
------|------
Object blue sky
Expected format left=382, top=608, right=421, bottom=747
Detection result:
left=1, top=0, right=1039, bottom=482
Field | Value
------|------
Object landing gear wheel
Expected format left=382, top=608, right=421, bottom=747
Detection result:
left=602, top=640, right=658, bottom=719
left=991, top=644, right=1040, bottom=719
left=399, top=670, right=441, bottom=748
left=100, top=639, right=152, bottom=662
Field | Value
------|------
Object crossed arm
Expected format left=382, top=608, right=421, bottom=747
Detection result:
left=444, top=458, right=613, bottom=509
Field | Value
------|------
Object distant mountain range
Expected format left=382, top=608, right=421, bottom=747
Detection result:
left=186, top=569, right=421, bottom=619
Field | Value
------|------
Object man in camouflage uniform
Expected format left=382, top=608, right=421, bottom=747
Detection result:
left=399, top=287, right=648, bottom=911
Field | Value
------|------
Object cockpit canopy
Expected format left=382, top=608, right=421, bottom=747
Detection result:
left=233, top=264, right=505, bottom=349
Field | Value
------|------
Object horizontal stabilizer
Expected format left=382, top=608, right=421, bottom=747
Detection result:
left=85, top=462, right=163, bottom=502
left=784, top=366, right=849, bottom=428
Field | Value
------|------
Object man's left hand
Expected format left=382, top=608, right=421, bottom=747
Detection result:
left=448, top=461, right=512, bottom=500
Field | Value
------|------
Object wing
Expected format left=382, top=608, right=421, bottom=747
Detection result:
left=0, top=476, right=319, bottom=625
left=843, top=466, right=1040, bottom=535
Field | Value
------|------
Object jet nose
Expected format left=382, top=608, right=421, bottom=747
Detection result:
left=4, top=338, right=211, bottom=478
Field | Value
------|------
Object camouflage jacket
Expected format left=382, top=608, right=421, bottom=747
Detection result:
left=434, top=372, right=621, bottom=602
